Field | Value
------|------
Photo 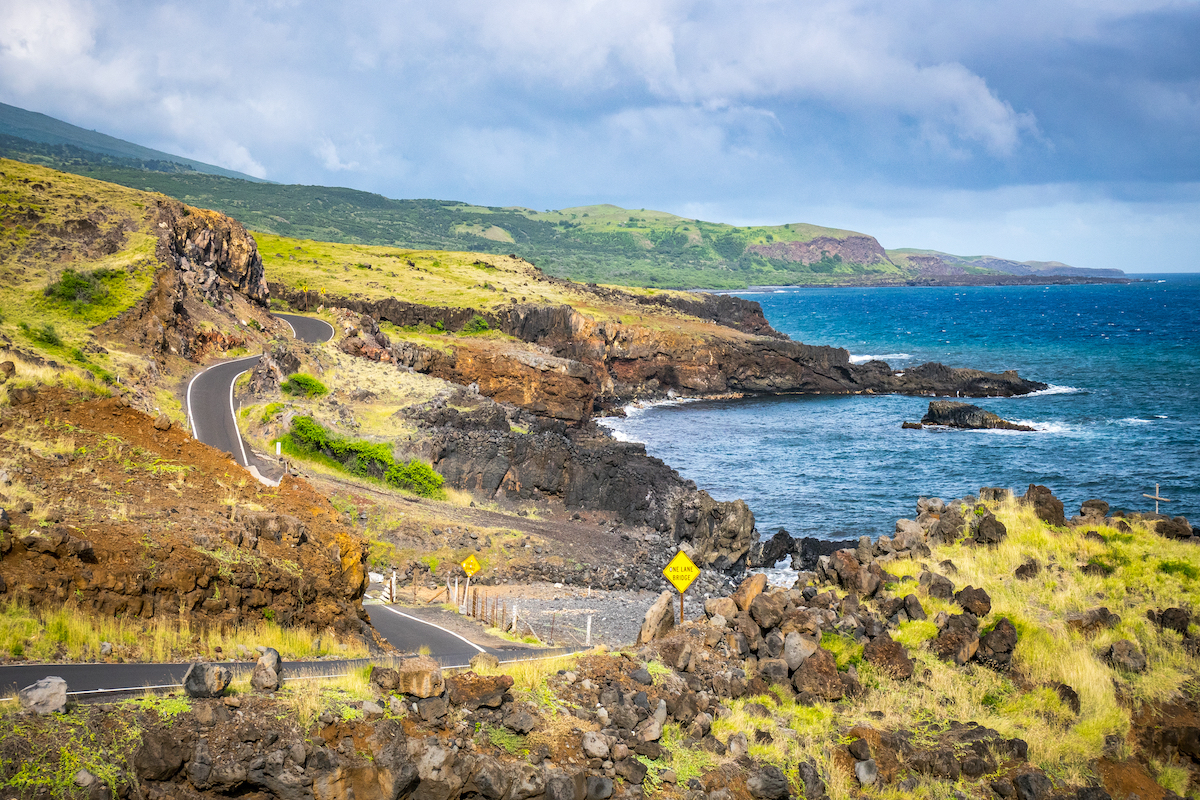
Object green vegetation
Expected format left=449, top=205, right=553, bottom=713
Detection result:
left=820, top=631, right=864, bottom=669
left=1, top=143, right=906, bottom=288
left=280, top=373, right=328, bottom=398
left=0, top=707, right=142, bottom=798
left=285, top=415, right=444, bottom=497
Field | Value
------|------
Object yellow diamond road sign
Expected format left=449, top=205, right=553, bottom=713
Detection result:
left=663, top=550, right=699, bottom=593
left=462, top=554, right=481, bottom=577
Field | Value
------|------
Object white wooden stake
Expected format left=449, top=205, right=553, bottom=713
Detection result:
left=586, top=615, right=592, bottom=646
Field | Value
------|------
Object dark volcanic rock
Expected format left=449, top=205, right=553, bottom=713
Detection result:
left=1023, top=484, right=1066, bottom=527
left=977, top=618, right=1018, bottom=669
left=749, top=529, right=795, bottom=568
left=863, top=633, right=914, bottom=679
left=921, top=401, right=1035, bottom=431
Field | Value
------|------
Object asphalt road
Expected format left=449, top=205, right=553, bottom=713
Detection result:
left=0, top=605, right=562, bottom=698
left=1, top=314, right=559, bottom=700
left=185, top=313, right=334, bottom=471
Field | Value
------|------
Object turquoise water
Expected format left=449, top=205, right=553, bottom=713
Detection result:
left=600, top=274, right=1200, bottom=540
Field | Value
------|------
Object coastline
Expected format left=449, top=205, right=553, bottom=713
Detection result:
left=706, top=273, right=1135, bottom=293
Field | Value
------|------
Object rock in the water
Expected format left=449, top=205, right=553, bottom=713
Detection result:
left=921, top=401, right=1035, bottom=431
left=1023, top=484, right=1066, bottom=527
left=1103, top=640, right=1147, bottom=673
left=901, top=421, right=923, bottom=429
left=749, top=529, right=794, bottom=568
left=636, top=590, right=676, bottom=645
left=863, top=633, right=914, bottom=679
left=183, top=663, right=231, bottom=698
left=250, top=647, right=282, bottom=691
left=18, top=676, right=68, bottom=714
left=396, top=655, right=445, bottom=698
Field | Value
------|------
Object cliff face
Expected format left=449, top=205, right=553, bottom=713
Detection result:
left=746, top=234, right=893, bottom=268
left=428, top=424, right=756, bottom=569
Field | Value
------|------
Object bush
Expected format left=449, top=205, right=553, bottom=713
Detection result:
left=462, top=315, right=490, bottom=334
left=287, top=416, right=443, bottom=497
left=20, top=322, right=63, bottom=347
left=45, top=268, right=117, bottom=310
left=280, top=374, right=328, bottom=398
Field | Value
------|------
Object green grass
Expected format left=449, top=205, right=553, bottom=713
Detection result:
left=0, top=708, right=141, bottom=798
left=820, top=631, right=864, bottom=669
left=280, top=373, right=328, bottom=398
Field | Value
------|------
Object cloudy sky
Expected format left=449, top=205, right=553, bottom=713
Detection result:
left=2, top=0, right=1198, bottom=271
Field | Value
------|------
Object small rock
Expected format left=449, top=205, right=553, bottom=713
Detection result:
left=99, top=642, right=113, bottom=657
left=583, top=731, right=611, bottom=759
left=854, top=759, right=878, bottom=787
left=955, top=586, right=992, bottom=617
left=848, top=738, right=871, bottom=761
left=727, top=731, right=749, bottom=756
left=153, top=414, right=172, bottom=431
left=504, top=708, right=536, bottom=734
left=1103, top=639, right=1147, bottom=673
left=250, top=647, right=282, bottom=691
left=585, top=775, right=613, bottom=800
left=1014, top=772, right=1052, bottom=800
left=747, top=765, right=789, bottom=799
left=362, top=700, right=383, bottom=718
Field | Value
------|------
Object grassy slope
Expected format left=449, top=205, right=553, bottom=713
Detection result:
left=0, top=158, right=165, bottom=394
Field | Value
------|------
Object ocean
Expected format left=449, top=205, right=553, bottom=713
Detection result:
left=599, top=274, right=1200, bottom=541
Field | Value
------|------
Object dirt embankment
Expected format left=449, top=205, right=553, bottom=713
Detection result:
left=0, top=387, right=373, bottom=643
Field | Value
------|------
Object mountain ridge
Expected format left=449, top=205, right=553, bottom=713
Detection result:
left=0, top=102, right=1124, bottom=289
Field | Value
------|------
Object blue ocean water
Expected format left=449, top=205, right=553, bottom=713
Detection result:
left=600, top=274, right=1200, bottom=540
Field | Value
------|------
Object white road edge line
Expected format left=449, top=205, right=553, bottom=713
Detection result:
left=279, top=316, right=297, bottom=338
left=376, top=605, right=486, bottom=653
left=227, top=367, right=251, bottom=467
left=3, top=652, right=584, bottom=700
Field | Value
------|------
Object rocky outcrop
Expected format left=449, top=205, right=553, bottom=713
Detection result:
left=161, top=201, right=268, bottom=305
left=919, top=401, right=1035, bottom=431
left=269, top=285, right=1047, bottom=414
left=428, top=424, right=756, bottom=568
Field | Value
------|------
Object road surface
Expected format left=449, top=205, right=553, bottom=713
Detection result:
left=185, top=313, right=334, bottom=480
left=0, top=604, right=568, bottom=698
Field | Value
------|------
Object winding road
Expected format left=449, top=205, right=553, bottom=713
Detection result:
left=185, top=313, right=335, bottom=484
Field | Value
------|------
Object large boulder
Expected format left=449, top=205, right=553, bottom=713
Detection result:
left=955, top=586, right=992, bottom=617
left=929, top=507, right=966, bottom=545
left=396, top=655, right=445, bottom=698
left=1156, top=517, right=1194, bottom=540
left=747, top=765, right=790, bottom=799
left=636, top=590, right=676, bottom=645
left=783, top=632, right=819, bottom=672
left=970, top=511, right=1007, bottom=546
left=1023, top=485, right=1066, bottom=527
left=183, top=663, right=231, bottom=698
left=250, top=647, right=282, bottom=691
left=976, top=618, right=1018, bottom=669
left=705, top=596, right=738, bottom=620
left=18, top=676, right=68, bottom=714
left=446, top=673, right=515, bottom=709
left=863, top=634, right=914, bottom=680
left=749, top=592, right=785, bottom=631
left=933, top=614, right=980, bottom=666
left=792, top=647, right=843, bottom=701
left=731, top=573, right=768, bottom=612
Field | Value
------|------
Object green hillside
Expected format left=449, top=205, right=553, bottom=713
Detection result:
left=0, top=102, right=267, bottom=182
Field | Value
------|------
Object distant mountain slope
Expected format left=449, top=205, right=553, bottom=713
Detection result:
left=0, top=102, right=267, bottom=182
left=887, top=248, right=1126, bottom=279
left=0, top=102, right=1121, bottom=289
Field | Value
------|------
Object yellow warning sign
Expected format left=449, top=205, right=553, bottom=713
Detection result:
left=462, top=554, right=482, bottom=577
left=663, top=550, right=699, bottom=593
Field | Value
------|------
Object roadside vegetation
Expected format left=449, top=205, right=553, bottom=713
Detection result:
left=0, top=600, right=368, bottom=662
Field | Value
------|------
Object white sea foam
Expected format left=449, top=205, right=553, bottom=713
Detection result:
left=1117, top=417, right=1153, bottom=425
left=1021, top=384, right=1083, bottom=397
left=848, top=352, right=913, bottom=364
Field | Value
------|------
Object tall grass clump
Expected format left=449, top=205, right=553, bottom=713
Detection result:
left=280, top=373, right=328, bottom=398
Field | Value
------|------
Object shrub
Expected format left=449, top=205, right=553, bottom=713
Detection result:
left=287, top=416, right=444, bottom=498
left=1158, top=559, right=1200, bottom=581
left=20, top=322, right=63, bottom=347
left=261, top=402, right=285, bottom=423
left=45, top=268, right=117, bottom=309
left=280, top=374, right=328, bottom=398
left=462, top=315, right=490, bottom=334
